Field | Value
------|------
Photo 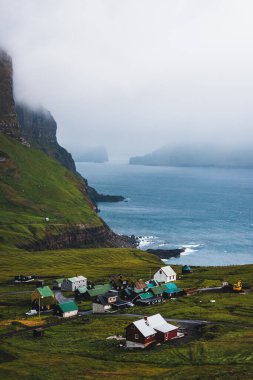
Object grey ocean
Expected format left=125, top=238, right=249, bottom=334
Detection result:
left=77, top=162, right=253, bottom=266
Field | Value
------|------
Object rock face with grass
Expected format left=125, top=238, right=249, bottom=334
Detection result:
left=0, top=50, right=20, bottom=139
left=16, top=103, right=76, bottom=172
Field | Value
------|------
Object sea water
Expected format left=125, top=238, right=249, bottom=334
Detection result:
left=76, top=162, right=253, bottom=266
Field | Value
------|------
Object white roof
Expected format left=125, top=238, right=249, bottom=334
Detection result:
left=133, top=314, right=177, bottom=337
left=67, top=276, right=87, bottom=283
left=133, top=320, right=156, bottom=337
left=147, top=314, right=177, bottom=333
left=160, top=266, right=176, bottom=277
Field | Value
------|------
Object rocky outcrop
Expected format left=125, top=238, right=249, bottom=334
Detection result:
left=146, top=248, right=185, bottom=259
left=0, top=49, right=21, bottom=140
left=19, top=223, right=137, bottom=251
left=87, top=186, right=125, bottom=204
left=16, top=103, right=76, bottom=172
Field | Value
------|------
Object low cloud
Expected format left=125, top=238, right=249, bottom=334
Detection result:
left=1, top=0, right=253, bottom=160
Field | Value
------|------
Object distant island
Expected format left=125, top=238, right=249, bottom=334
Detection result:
left=73, top=146, right=108, bottom=163
left=129, top=145, right=253, bottom=168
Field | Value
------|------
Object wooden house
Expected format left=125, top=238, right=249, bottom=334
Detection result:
left=153, top=266, right=177, bottom=284
left=134, top=279, right=147, bottom=293
left=146, top=314, right=178, bottom=342
left=31, top=286, right=56, bottom=310
left=126, top=314, right=178, bottom=348
left=54, top=301, right=78, bottom=318
left=92, top=290, right=129, bottom=313
left=61, top=276, right=87, bottom=292
left=125, top=318, right=157, bottom=348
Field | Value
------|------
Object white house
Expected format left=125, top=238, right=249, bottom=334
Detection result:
left=153, top=266, right=176, bottom=283
left=61, top=276, right=87, bottom=291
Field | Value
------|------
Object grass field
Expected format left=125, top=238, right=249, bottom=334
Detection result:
left=0, top=315, right=253, bottom=380
left=0, top=248, right=252, bottom=379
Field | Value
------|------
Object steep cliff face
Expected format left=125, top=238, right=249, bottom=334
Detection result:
left=0, top=49, right=20, bottom=139
left=16, top=103, right=76, bottom=172
left=0, top=48, right=133, bottom=251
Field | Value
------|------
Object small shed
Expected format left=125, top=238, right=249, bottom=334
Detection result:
left=61, top=276, right=87, bottom=292
left=182, top=265, right=192, bottom=274
left=33, top=328, right=44, bottom=338
left=54, top=301, right=79, bottom=318
left=153, top=266, right=177, bottom=284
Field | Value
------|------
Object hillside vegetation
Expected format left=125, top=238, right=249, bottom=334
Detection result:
left=0, top=132, right=102, bottom=249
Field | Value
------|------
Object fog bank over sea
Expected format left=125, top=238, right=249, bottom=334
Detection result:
left=77, top=162, right=253, bottom=266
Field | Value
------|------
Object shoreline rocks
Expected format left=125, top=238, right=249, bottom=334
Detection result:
left=146, top=248, right=185, bottom=259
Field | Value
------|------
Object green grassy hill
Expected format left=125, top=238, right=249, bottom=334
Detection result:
left=0, top=132, right=102, bottom=249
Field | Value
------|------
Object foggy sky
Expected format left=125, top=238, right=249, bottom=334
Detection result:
left=1, top=0, right=253, bottom=161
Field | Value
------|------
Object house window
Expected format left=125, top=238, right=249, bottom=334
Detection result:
left=134, top=334, right=139, bottom=340
left=131, top=325, right=135, bottom=330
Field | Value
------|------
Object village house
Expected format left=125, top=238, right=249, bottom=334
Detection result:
left=52, top=278, right=64, bottom=289
left=54, top=301, right=78, bottom=318
left=92, top=290, right=129, bottom=313
left=135, top=289, right=164, bottom=306
left=110, top=274, right=129, bottom=290
left=162, top=283, right=183, bottom=298
left=31, top=286, right=56, bottom=311
left=153, top=266, right=177, bottom=284
left=125, top=314, right=178, bottom=348
left=133, top=279, right=147, bottom=293
left=61, top=276, right=87, bottom=292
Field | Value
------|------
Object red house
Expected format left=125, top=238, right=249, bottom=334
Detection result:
left=126, top=313, right=178, bottom=348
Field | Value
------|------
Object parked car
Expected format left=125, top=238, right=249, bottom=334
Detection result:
left=26, top=309, right=38, bottom=316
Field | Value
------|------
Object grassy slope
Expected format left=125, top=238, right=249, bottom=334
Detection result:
left=0, top=133, right=102, bottom=248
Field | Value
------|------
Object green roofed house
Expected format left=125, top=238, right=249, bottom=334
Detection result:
left=182, top=265, right=192, bottom=274
left=54, top=301, right=78, bottom=318
left=52, top=278, right=64, bottom=289
left=135, top=291, right=163, bottom=306
left=162, top=283, right=182, bottom=298
left=75, top=286, right=88, bottom=301
left=31, top=286, right=56, bottom=310
left=150, top=286, right=164, bottom=297
left=87, top=284, right=112, bottom=299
